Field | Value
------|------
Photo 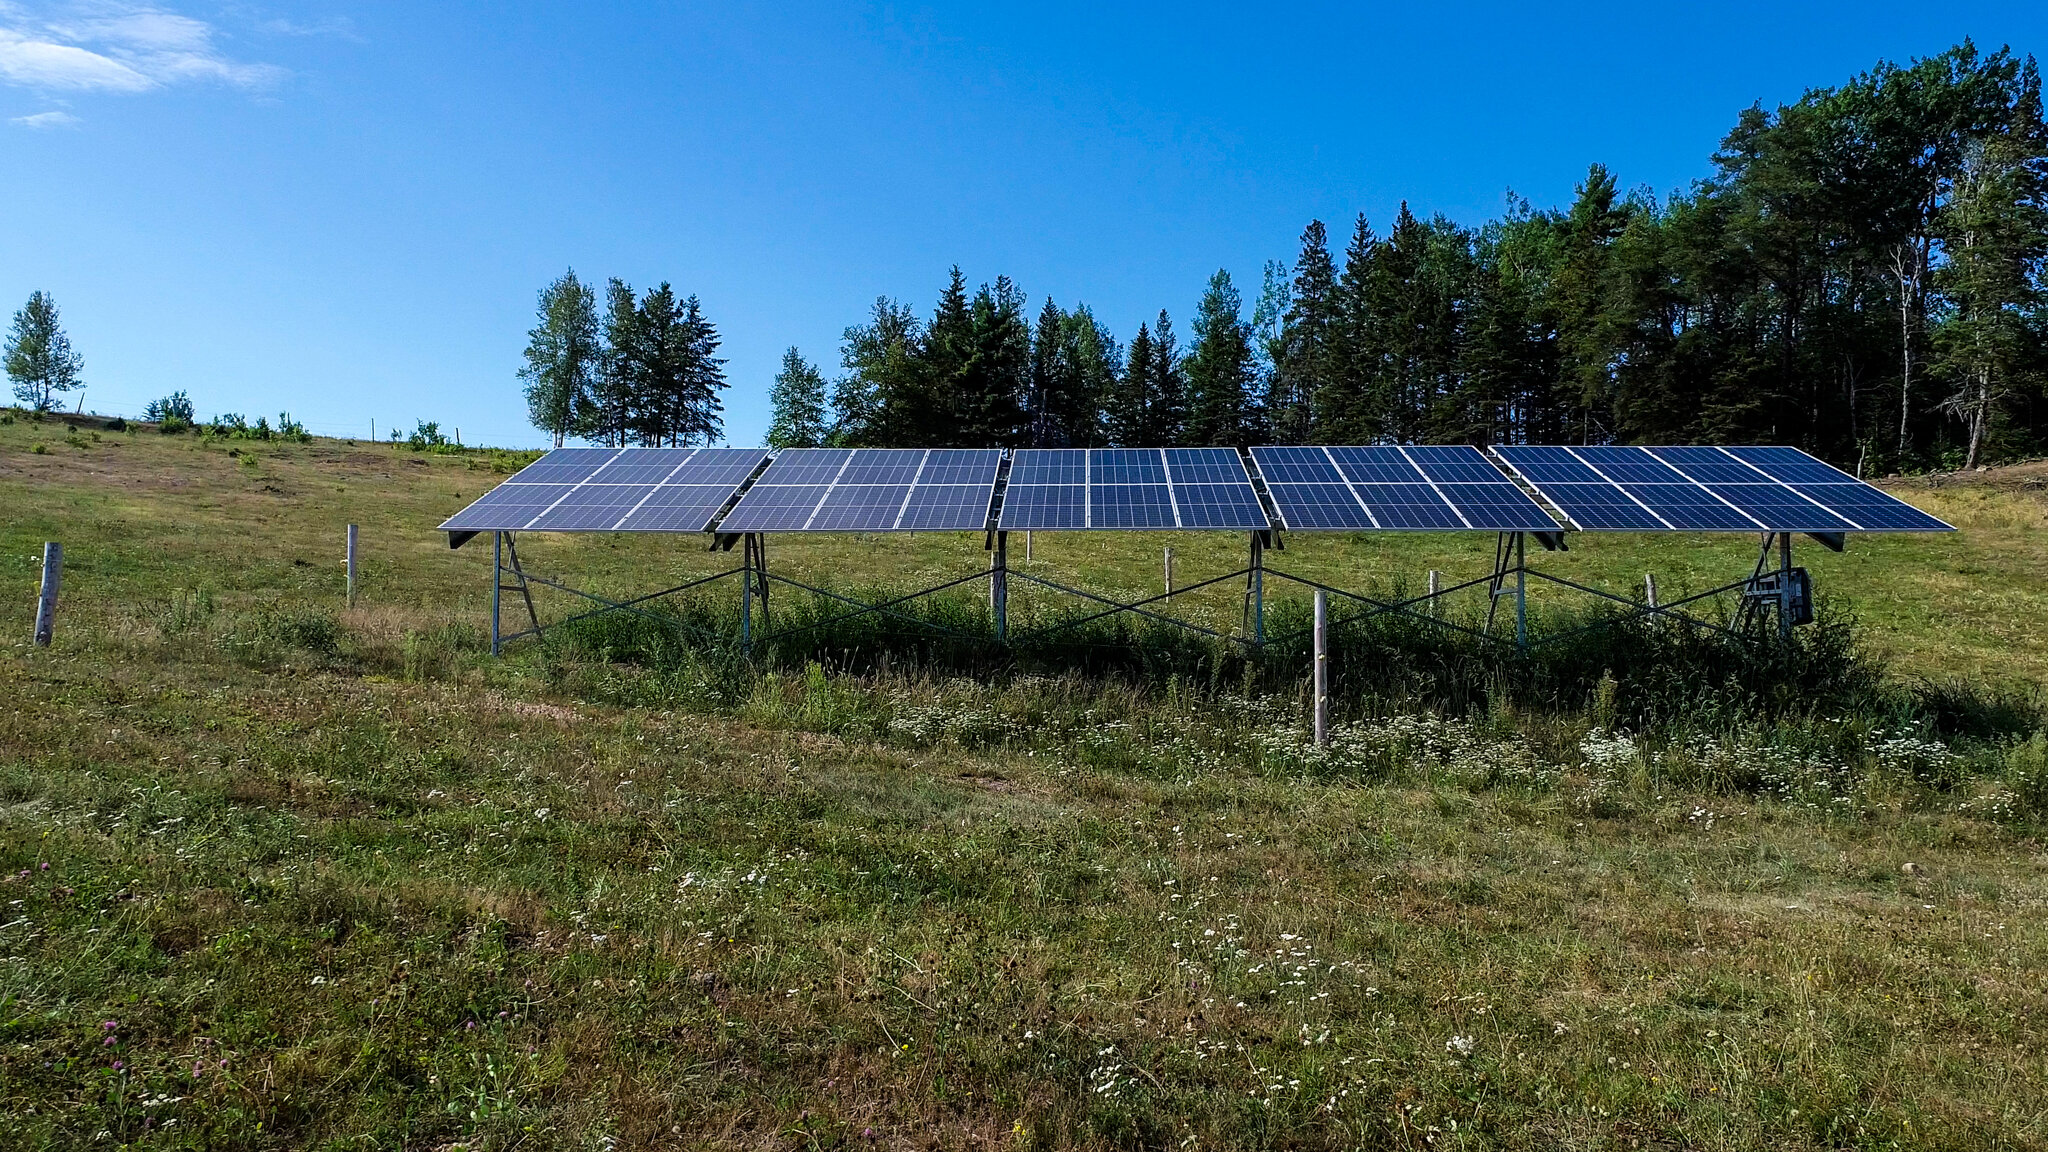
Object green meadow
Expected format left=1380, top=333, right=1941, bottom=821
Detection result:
left=3, top=412, right=2048, bottom=1150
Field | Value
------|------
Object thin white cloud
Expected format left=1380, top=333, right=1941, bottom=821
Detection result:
left=11, top=107, right=79, bottom=126
left=0, top=2, right=281, bottom=93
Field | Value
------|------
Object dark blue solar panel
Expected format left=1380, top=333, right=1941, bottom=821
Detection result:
left=1174, top=482, right=1269, bottom=529
left=1403, top=445, right=1507, bottom=484
left=1267, top=482, right=1376, bottom=529
left=1327, top=446, right=1427, bottom=484
left=756, top=448, right=853, bottom=485
left=1701, top=485, right=1857, bottom=531
left=1009, top=449, right=1087, bottom=485
left=998, top=483, right=1086, bottom=529
left=899, top=484, right=995, bottom=530
left=1537, top=482, right=1669, bottom=530
left=1788, top=484, right=1951, bottom=531
left=918, top=449, right=1004, bottom=485
left=1644, top=446, right=1768, bottom=486
left=1623, top=484, right=1763, bottom=531
left=440, top=483, right=579, bottom=530
left=588, top=448, right=689, bottom=485
left=1720, top=445, right=1856, bottom=485
left=717, top=484, right=828, bottom=531
left=839, top=450, right=925, bottom=484
left=1352, top=482, right=1465, bottom=529
left=523, top=484, right=649, bottom=530
left=1094, top=449, right=1168, bottom=485
left=669, top=447, right=771, bottom=485
left=613, top=485, right=737, bottom=532
left=1164, top=447, right=1248, bottom=484
left=500, top=448, right=622, bottom=485
left=1436, top=483, right=1561, bottom=530
left=807, top=485, right=904, bottom=531
left=1093, top=483, right=1176, bottom=527
left=1248, top=445, right=1345, bottom=483
left=1569, top=445, right=1691, bottom=486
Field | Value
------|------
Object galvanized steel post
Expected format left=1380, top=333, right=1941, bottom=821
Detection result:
left=33, top=542, right=60, bottom=647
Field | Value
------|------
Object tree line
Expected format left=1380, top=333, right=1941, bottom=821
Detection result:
left=765, top=42, right=2047, bottom=469
left=520, top=271, right=730, bottom=448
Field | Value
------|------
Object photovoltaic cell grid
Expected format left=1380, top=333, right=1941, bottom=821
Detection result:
left=1249, top=445, right=1559, bottom=531
left=1492, top=445, right=1953, bottom=533
left=997, top=448, right=1270, bottom=530
left=439, top=447, right=769, bottom=533
left=715, top=448, right=1002, bottom=532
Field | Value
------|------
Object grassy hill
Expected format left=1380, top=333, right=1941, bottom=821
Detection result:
left=3, top=412, right=2047, bottom=1149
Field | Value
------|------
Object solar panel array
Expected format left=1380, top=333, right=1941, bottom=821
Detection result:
left=1492, top=445, right=1951, bottom=533
left=716, top=448, right=1003, bottom=532
left=442, top=443, right=1950, bottom=537
left=438, top=447, right=768, bottom=533
left=1251, top=444, right=1559, bottom=531
left=997, top=448, right=1270, bottom=530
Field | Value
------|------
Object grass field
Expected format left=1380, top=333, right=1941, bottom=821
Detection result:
left=3, top=411, right=2048, bottom=1150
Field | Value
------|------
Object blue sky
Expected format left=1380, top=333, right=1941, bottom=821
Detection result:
left=5, top=2, right=2045, bottom=448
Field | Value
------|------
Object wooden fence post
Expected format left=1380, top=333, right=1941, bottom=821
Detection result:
left=1164, top=546, right=1175, bottom=602
left=1644, top=572, right=1658, bottom=612
left=34, top=542, right=61, bottom=647
left=346, top=524, right=359, bottom=606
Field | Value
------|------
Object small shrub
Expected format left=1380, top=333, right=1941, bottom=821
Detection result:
left=276, top=412, right=311, bottom=443
left=105, top=416, right=126, bottom=432
left=407, top=420, right=449, bottom=450
left=159, top=415, right=189, bottom=434
left=144, top=391, right=196, bottom=425
left=31, top=442, right=47, bottom=454
left=218, top=606, right=342, bottom=663
left=2009, top=732, right=2048, bottom=817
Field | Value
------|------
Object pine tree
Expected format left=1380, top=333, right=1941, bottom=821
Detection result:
left=961, top=276, right=1030, bottom=446
left=4, top=290, right=84, bottom=412
left=1185, top=269, right=1256, bottom=445
left=630, top=284, right=689, bottom=446
left=767, top=347, right=829, bottom=448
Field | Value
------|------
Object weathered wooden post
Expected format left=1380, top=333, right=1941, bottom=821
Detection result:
left=1427, top=569, right=1441, bottom=616
left=1164, top=546, right=1175, bottom=603
left=34, top=542, right=61, bottom=647
left=346, top=524, right=359, bottom=606
left=1313, top=588, right=1329, bottom=747
left=1644, top=572, right=1658, bottom=613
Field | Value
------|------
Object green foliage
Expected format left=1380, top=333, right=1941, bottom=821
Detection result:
left=407, top=420, right=449, bottom=450
left=519, top=269, right=600, bottom=448
left=765, top=346, right=828, bottom=448
left=143, top=390, right=195, bottom=427
left=4, top=290, right=84, bottom=412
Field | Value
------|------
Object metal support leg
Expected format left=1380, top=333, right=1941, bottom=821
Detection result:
left=491, top=531, right=502, bottom=657
left=504, top=533, right=541, bottom=638
left=1778, top=531, right=1793, bottom=640
left=1515, top=532, right=1528, bottom=648
left=993, top=531, right=1008, bottom=641
left=1250, top=532, right=1265, bottom=645
left=740, top=534, right=754, bottom=652
left=755, top=533, right=769, bottom=625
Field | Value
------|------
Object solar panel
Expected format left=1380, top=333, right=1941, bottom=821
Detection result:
left=1000, top=448, right=1269, bottom=531
left=717, top=448, right=999, bottom=532
left=1252, top=445, right=1553, bottom=531
left=1719, top=446, right=1953, bottom=531
left=439, top=447, right=769, bottom=533
left=1496, top=444, right=1952, bottom=532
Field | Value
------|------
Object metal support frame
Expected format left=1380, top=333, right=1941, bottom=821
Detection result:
left=472, top=522, right=1820, bottom=659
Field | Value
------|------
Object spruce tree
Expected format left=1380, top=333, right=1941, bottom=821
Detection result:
left=1027, top=298, right=1068, bottom=446
left=1275, top=221, right=1337, bottom=442
left=517, top=271, right=598, bottom=447
left=1184, top=270, right=1255, bottom=445
left=836, top=297, right=924, bottom=446
left=677, top=295, right=729, bottom=445
left=1148, top=310, right=1186, bottom=445
left=1059, top=305, right=1119, bottom=446
left=1107, top=322, right=1155, bottom=446
left=767, top=348, right=830, bottom=448
left=4, top=290, right=84, bottom=413
left=1322, top=215, right=1380, bottom=442
left=581, top=279, right=638, bottom=446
